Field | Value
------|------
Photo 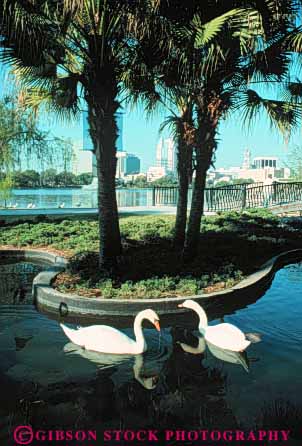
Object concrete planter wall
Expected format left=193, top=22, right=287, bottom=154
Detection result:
left=0, top=249, right=302, bottom=325
left=1, top=248, right=302, bottom=326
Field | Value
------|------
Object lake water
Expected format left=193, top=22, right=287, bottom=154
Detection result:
left=0, top=260, right=302, bottom=444
left=2, top=188, right=156, bottom=209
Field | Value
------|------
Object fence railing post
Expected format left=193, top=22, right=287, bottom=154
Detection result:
left=241, top=185, right=247, bottom=210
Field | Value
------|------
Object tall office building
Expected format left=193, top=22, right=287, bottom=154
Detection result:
left=242, top=148, right=251, bottom=170
left=72, top=140, right=93, bottom=174
left=116, top=152, right=141, bottom=178
left=156, top=138, right=164, bottom=167
left=155, top=137, right=176, bottom=174
left=166, top=137, right=176, bottom=172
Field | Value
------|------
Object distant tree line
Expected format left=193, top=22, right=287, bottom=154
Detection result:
left=124, top=174, right=178, bottom=188
left=209, top=178, right=255, bottom=188
left=0, top=170, right=93, bottom=188
left=125, top=176, right=255, bottom=189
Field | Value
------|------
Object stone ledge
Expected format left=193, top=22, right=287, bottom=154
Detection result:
left=1, top=248, right=301, bottom=322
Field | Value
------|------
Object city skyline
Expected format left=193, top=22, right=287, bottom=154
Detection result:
left=0, top=64, right=299, bottom=174
left=38, top=103, right=297, bottom=174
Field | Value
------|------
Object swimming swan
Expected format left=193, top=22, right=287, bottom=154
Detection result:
left=178, top=300, right=250, bottom=352
left=60, top=309, right=160, bottom=355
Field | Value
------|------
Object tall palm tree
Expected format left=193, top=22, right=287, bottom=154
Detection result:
left=182, top=1, right=302, bottom=257
left=0, top=0, right=166, bottom=272
left=160, top=96, right=195, bottom=246
left=124, top=5, right=258, bottom=247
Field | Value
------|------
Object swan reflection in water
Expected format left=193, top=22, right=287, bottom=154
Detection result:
left=176, top=331, right=251, bottom=373
left=63, top=342, right=160, bottom=390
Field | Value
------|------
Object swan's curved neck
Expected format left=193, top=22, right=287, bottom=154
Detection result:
left=133, top=314, right=147, bottom=352
left=194, top=305, right=208, bottom=333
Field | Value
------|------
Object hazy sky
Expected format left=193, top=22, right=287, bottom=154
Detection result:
left=1, top=63, right=300, bottom=173
left=40, top=103, right=299, bottom=173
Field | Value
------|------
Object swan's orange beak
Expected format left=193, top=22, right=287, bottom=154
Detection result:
left=154, top=320, right=160, bottom=332
left=178, top=303, right=184, bottom=308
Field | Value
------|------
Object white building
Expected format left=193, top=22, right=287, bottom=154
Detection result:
left=239, top=156, right=290, bottom=184
left=209, top=150, right=290, bottom=185
left=156, top=138, right=164, bottom=167
left=147, top=166, right=167, bottom=182
left=166, top=137, right=176, bottom=172
left=72, top=141, right=93, bottom=174
left=156, top=137, right=176, bottom=174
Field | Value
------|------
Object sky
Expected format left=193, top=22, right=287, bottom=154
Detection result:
left=1, top=64, right=301, bottom=173
left=39, top=102, right=299, bottom=173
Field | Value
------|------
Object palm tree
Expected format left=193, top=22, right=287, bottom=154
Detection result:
left=0, top=0, right=166, bottom=272
left=182, top=1, right=302, bottom=257
left=160, top=97, right=195, bottom=246
left=125, top=5, right=258, bottom=247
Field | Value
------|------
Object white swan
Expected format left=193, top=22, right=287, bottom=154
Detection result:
left=60, top=309, right=160, bottom=355
left=178, top=300, right=250, bottom=352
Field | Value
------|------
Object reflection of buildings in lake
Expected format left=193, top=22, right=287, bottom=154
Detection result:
left=116, top=189, right=150, bottom=207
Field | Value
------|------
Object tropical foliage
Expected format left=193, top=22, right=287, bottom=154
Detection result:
left=0, top=169, right=93, bottom=188
left=286, top=145, right=302, bottom=180
left=123, top=1, right=302, bottom=255
left=0, top=96, right=74, bottom=173
left=1, top=210, right=302, bottom=298
left=1, top=0, right=173, bottom=271
left=1, top=0, right=302, bottom=273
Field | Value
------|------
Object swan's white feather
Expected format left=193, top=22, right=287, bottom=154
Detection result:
left=205, top=323, right=250, bottom=352
left=61, top=324, right=139, bottom=355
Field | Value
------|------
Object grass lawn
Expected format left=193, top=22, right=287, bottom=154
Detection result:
left=0, top=209, right=302, bottom=298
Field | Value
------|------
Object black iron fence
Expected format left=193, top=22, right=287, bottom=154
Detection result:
left=152, top=182, right=302, bottom=211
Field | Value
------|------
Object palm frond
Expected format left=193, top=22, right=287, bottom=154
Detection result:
left=286, top=26, right=302, bottom=52
left=234, top=88, right=302, bottom=136
left=192, top=9, right=258, bottom=49
left=22, top=80, right=80, bottom=123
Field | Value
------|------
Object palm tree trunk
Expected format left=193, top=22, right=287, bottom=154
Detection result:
left=184, top=124, right=216, bottom=260
left=183, top=148, right=208, bottom=259
left=173, top=105, right=194, bottom=247
left=174, top=139, right=189, bottom=246
left=86, top=86, right=122, bottom=273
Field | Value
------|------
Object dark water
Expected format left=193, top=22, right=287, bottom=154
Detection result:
left=0, top=261, right=302, bottom=445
